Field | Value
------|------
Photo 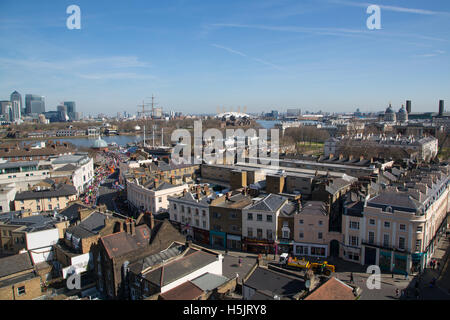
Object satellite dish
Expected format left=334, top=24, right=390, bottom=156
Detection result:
left=305, top=280, right=311, bottom=289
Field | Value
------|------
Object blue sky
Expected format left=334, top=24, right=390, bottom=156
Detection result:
left=0, top=0, right=449, bottom=116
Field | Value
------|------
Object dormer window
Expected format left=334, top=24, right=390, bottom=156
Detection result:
left=385, top=206, right=393, bottom=213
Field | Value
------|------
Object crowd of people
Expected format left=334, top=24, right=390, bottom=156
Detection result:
left=81, top=149, right=126, bottom=206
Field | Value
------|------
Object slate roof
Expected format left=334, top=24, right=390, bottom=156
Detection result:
left=278, top=201, right=298, bottom=217
left=0, top=253, right=34, bottom=278
left=367, top=192, right=421, bottom=212
left=244, top=267, right=306, bottom=299
left=59, top=202, right=91, bottom=223
left=300, top=201, right=328, bottom=216
left=305, top=277, right=356, bottom=300
left=129, top=243, right=186, bottom=274
left=66, top=212, right=106, bottom=239
left=325, top=177, right=356, bottom=195
left=0, top=213, right=58, bottom=232
left=247, top=194, right=287, bottom=212
left=0, top=161, right=39, bottom=170
left=15, top=184, right=77, bottom=201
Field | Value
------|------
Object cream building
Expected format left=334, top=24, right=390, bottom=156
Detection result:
left=126, top=178, right=188, bottom=214
left=293, top=201, right=331, bottom=258
left=242, top=194, right=288, bottom=246
left=342, top=165, right=449, bottom=274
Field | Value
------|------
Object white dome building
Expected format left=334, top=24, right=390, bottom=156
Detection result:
left=397, top=105, right=408, bottom=122
left=92, top=136, right=108, bottom=150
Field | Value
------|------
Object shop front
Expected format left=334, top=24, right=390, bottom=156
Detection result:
left=277, top=240, right=294, bottom=255
left=393, top=253, right=408, bottom=275
left=242, top=237, right=276, bottom=254
left=210, top=230, right=226, bottom=249
left=293, top=242, right=328, bottom=258
left=411, top=253, right=424, bottom=273
left=193, top=227, right=210, bottom=245
left=226, top=234, right=242, bottom=250
left=379, top=250, right=392, bottom=272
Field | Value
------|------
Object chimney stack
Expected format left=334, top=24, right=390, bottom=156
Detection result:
left=439, top=100, right=444, bottom=116
left=130, top=220, right=136, bottom=235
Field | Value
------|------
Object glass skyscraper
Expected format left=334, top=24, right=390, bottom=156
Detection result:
left=25, top=94, right=45, bottom=114
left=10, top=91, right=22, bottom=114
left=64, top=101, right=76, bottom=120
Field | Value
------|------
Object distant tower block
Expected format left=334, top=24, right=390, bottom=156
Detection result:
left=406, top=100, right=411, bottom=114
left=439, top=100, right=444, bottom=116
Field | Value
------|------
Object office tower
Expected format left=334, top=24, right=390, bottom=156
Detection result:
left=0, top=101, right=13, bottom=122
left=406, top=100, right=411, bottom=114
left=10, top=91, right=22, bottom=114
left=57, top=104, right=69, bottom=121
left=25, top=94, right=45, bottom=114
left=11, top=100, right=21, bottom=121
left=64, top=101, right=76, bottom=120
left=439, top=100, right=444, bottom=116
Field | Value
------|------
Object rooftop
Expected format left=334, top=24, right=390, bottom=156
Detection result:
left=159, top=280, right=204, bottom=300
left=15, top=184, right=77, bottom=201
left=305, top=277, right=356, bottom=300
left=0, top=253, right=34, bottom=279
left=244, top=267, right=306, bottom=299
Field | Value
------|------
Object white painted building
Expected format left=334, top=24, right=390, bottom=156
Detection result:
left=242, top=194, right=288, bottom=243
left=127, top=178, right=187, bottom=214
left=168, top=186, right=216, bottom=238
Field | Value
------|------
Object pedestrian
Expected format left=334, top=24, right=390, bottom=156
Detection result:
left=405, top=271, right=409, bottom=280
left=238, top=258, right=242, bottom=267
left=437, top=261, right=441, bottom=270
left=350, top=272, right=354, bottom=283
left=395, top=288, right=400, bottom=298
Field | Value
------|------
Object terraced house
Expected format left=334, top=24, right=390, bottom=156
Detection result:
left=168, top=184, right=217, bottom=245
left=14, top=183, right=77, bottom=212
left=242, top=194, right=290, bottom=254
left=342, top=164, right=450, bottom=274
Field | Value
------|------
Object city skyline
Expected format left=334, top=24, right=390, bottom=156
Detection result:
left=0, top=0, right=449, bottom=115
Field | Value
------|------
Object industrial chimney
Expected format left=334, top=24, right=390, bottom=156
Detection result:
left=439, top=100, right=444, bottom=116
left=406, top=100, right=411, bottom=114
